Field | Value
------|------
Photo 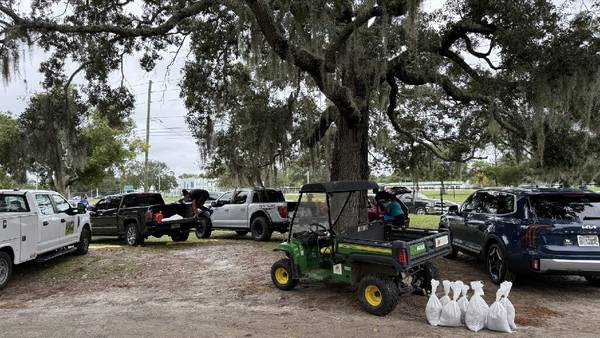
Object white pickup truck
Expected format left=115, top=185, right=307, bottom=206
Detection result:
left=195, top=188, right=290, bottom=241
left=0, top=190, right=92, bottom=289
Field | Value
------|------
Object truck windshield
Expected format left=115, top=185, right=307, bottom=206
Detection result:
left=0, top=195, right=29, bottom=212
left=530, top=194, right=600, bottom=221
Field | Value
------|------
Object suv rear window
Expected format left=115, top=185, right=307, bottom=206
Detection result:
left=252, top=190, right=285, bottom=203
left=530, top=194, right=600, bottom=221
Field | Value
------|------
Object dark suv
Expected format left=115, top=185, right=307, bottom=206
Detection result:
left=439, top=188, right=600, bottom=285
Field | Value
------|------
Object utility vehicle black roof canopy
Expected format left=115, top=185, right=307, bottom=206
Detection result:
left=300, top=180, right=380, bottom=193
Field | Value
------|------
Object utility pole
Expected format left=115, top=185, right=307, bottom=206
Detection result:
left=144, top=80, right=152, bottom=192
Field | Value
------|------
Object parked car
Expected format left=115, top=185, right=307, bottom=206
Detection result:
left=90, top=192, right=198, bottom=245
left=439, top=187, right=600, bottom=285
left=388, top=187, right=459, bottom=214
left=196, top=188, right=289, bottom=241
left=0, top=189, right=91, bottom=289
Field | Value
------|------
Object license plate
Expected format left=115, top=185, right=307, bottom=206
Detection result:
left=578, top=235, right=599, bottom=246
left=171, top=224, right=180, bottom=229
left=436, top=235, right=449, bottom=248
left=410, top=242, right=427, bottom=257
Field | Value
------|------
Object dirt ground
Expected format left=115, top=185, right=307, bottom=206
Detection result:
left=1, top=232, right=599, bottom=338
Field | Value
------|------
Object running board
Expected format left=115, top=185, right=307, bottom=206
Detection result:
left=35, top=247, right=77, bottom=263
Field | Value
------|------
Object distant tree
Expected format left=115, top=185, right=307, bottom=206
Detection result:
left=121, top=160, right=178, bottom=192
left=17, top=87, right=137, bottom=195
left=0, top=112, right=25, bottom=185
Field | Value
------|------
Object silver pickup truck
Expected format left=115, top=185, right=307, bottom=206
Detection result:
left=195, top=188, right=290, bottom=241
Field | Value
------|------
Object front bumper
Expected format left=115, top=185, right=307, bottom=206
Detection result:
left=540, top=258, right=600, bottom=274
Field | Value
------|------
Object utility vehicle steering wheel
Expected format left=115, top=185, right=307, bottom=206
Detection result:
left=309, top=223, right=329, bottom=236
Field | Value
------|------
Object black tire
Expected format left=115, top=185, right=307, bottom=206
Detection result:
left=415, top=207, right=426, bottom=215
left=125, top=223, right=143, bottom=246
left=195, top=218, right=212, bottom=239
left=251, top=216, right=272, bottom=241
left=357, top=275, right=400, bottom=316
left=0, top=251, right=13, bottom=290
left=271, top=258, right=298, bottom=291
left=412, top=262, right=439, bottom=295
left=170, top=231, right=189, bottom=242
left=75, top=226, right=91, bottom=255
left=487, top=243, right=517, bottom=284
left=235, top=230, right=249, bottom=236
left=585, top=276, right=600, bottom=287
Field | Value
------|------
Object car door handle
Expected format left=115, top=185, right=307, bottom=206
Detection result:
left=43, top=221, right=49, bottom=226
left=61, top=219, right=66, bottom=223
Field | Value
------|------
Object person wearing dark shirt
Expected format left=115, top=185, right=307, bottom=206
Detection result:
left=181, top=189, right=210, bottom=217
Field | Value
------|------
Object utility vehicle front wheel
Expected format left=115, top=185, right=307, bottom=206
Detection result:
left=75, top=226, right=91, bottom=255
left=0, top=251, right=13, bottom=290
left=271, top=259, right=298, bottom=291
left=357, top=275, right=400, bottom=316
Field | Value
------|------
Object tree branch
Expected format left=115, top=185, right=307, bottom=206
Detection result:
left=0, top=1, right=213, bottom=38
left=298, top=105, right=337, bottom=148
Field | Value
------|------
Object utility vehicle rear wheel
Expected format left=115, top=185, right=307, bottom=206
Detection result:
left=0, top=251, right=12, bottom=290
left=271, top=259, right=298, bottom=291
left=251, top=216, right=272, bottom=241
left=357, top=275, right=400, bottom=316
left=195, top=218, right=212, bottom=239
left=585, top=276, right=600, bottom=287
left=170, top=231, right=189, bottom=242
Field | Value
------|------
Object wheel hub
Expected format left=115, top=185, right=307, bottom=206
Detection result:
left=364, top=285, right=382, bottom=307
left=274, top=267, right=289, bottom=285
left=488, top=247, right=503, bottom=280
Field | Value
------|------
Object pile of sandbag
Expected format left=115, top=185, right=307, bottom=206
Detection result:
left=426, top=279, right=517, bottom=333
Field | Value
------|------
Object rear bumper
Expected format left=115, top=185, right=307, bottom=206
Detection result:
left=539, top=258, right=600, bottom=274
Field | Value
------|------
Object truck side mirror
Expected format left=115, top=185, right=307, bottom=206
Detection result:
left=77, top=203, right=87, bottom=214
left=448, top=205, right=459, bottom=214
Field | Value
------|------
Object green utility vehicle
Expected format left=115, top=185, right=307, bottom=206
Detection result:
left=270, top=181, right=451, bottom=316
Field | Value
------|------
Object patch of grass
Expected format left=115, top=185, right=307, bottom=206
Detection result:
left=408, top=214, right=440, bottom=229
left=421, top=189, right=474, bottom=203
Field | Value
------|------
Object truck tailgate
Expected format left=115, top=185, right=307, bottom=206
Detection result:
left=393, top=230, right=451, bottom=268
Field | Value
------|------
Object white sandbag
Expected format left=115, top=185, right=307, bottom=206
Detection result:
left=439, top=281, right=463, bottom=326
left=457, top=283, right=470, bottom=324
left=465, top=281, right=489, bottom=332
left=500, top=281, right=517, bottom=330
left=439, top=280, right=451, bottom=306
left=162, top=214, right=184, bottom=222
left=486, top=286, right=511, bottom=333
left=425, top=279, right=443, bottom=326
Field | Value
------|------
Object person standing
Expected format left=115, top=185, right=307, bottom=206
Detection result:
left=79, top=194, right=89, bottom=207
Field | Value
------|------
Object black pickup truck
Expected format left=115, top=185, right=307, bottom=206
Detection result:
left=90, top=193, right=199, bottom=245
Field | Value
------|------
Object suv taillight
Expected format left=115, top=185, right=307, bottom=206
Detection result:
left=525, top=224, right=551, bottom=248
left=277, top=206, right=288, bottom=219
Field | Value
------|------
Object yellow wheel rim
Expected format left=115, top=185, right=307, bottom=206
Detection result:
left=275, top=267, right=289, bottom=285
left=364, top=285, right=382, bottom=307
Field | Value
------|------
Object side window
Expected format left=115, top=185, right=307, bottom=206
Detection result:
left=36, top=195, right=55, bottom=215
left=476, top=191, right=497, bottom=214
left=496, top=193, right=515, bottom=214
left=219, top=192, right=233, bottom=204
left=232, top=192, right=248, bottom=204
left=108, top=197, right=121, bottom=209
left=95, top=199, right=108, bottom=210
left=121, top=195, right=137, bottom=208
left=51, top=194, right=71, bottom=213
left=461, top=194, right=477, bottom=213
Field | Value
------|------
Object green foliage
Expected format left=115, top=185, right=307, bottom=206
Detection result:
left=469, top=160, right=525, bottom=187
left=121, top=160, right=178, bottom=192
